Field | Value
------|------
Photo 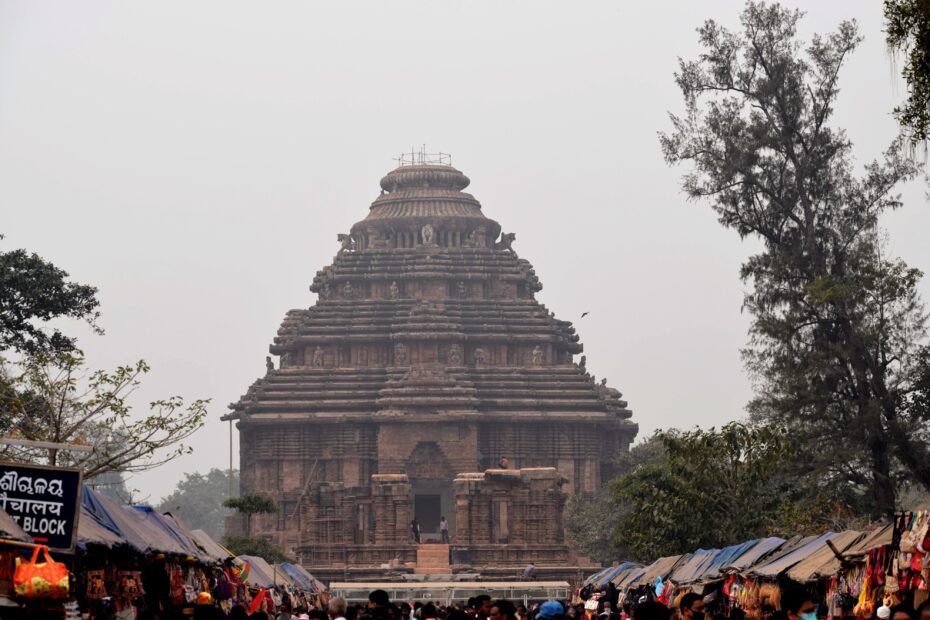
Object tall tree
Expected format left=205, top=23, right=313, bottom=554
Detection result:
left=0, top=237, right=100, bottom=356
left=0, top=351, right=208, bottom=478
left=885, top=0, right=930, bottom=143
left=661, top=1, right=929, bottom=517
left=159, top=469, right=239, bottom=540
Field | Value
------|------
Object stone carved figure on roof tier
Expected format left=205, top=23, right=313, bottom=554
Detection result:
left=265, top=356, right=274, bottom=374
left=343, top=281, right=354, bottom=298
left=337, top=233, right=355, bottom=253
left=463, top=225, right=487, bottom=248
left=421, top=224, right=435, bottom=245
left=394, top=342, right=409, bottom=366
left=456, top=281, right=467, bottom=298
left=367, top=228, right=392, bottom=249
left=596, top=378, right=623, bottom=401
left=494, top=232, right=516, bottom=251
left=388, top=281, right=399, bottom=300
left=320, top=281, right=330, bottom=300
left=532, top=346, right=544, bottom=366
left=579, top=355, right=587, bottom=372
left=474, top=347, right=487, bottom=368
left=312, top=346, right=324, bottom=368
left=449, top=344, right=463, bottom=366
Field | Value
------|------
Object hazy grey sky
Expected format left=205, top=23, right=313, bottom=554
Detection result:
left=2, top=1, right=928, bottom=502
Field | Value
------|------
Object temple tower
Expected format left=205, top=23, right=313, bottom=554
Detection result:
left=225, top=152, right=638, bottom=580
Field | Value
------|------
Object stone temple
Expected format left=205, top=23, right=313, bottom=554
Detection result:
left=225, top=154, right=638, bottom=581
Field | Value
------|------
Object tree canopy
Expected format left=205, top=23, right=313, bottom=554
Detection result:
left=223, top=491, right=278, bottom=537
left=610, top=423, right=859, bottom=562
left=0, top=238, right=100, bottom=356
left=661, top=1, right=929, bottom=517
left=159, top=468, right=238, bottom=540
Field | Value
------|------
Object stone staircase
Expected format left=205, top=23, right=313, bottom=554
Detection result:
left=414, top=543, right=450, bottom=574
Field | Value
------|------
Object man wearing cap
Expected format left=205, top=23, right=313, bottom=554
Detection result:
left=538, top=601, right=565, bottom=620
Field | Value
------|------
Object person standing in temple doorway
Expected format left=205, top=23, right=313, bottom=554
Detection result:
left=498, top=456, right=510, bottom=469
left=410, top=518, right=421, bottom=543
left=439, top=516, right=450, bottom=543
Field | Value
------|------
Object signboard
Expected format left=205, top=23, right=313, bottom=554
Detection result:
left=0, top=463, right=82, bottom=552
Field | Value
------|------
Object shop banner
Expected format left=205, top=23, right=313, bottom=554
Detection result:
left=0, top=463, right=82, bottom=552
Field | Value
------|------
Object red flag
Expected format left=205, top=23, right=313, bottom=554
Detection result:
left=248, top=589, right=268, bottom=615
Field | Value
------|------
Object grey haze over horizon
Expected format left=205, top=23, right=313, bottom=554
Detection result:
left=1, top=1, right=928, bottom=502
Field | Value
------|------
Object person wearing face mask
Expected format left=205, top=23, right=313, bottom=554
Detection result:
left=779, top=588, right=818, bottom=620
left=678, top=594, right=705, bottom=620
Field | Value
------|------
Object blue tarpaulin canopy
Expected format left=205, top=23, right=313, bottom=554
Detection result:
left=77, top=506, right=126, bottom=551
left=239, top=555, right=290, bottom=588
left=81, top=487, right=152, bottom=554
left=80, top=486, right=220, bottom=562
left=722, top=537, right=786, bottom=573
left=669, top=549, right=721, bottom=584
left=695, top=539, right=762, bottom=582
left=279, top=563, right=326, bottom=593
left=130, top=506, right=212, bottom=561
left=748, top=533, right=835, bottom=578
left=584, top=566, right=616, bottom=587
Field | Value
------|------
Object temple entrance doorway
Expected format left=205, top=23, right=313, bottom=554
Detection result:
left=405, top=441, right=456, bottom=541
left=415, top=494, right=441, bottom=535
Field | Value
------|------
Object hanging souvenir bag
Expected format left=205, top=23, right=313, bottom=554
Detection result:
left=13, top=545, right=69, bottom=599
left=86, top=569, right=107, bottom=599
left=116, top=570, right=144, bottom=599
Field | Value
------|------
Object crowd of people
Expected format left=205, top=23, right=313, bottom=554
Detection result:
left=110, top=582, right=930, bottom=620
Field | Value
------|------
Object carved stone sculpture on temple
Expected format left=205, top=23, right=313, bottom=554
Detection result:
left=343, top=281, right=354, bottom=298
left=421, top=224, right=435, bottom=245
left=532, top=346, right=544, bottom=366
left=337, top=233, right=355, bottom=253
left=388, top=281, right=399, bottom=300
left=596, top=378, right=623, bottom=401
left=312, top=346, right=324, bottom=367
left=456, top=281, right=467, bottom=298
left=494, top=232, right=516, bottom=251
left=474, top=347, right=487, bottom=368
left=394, top=342, right=409, bottom=366
left=265, top=356, right=274, bottom=374
left=449, top=343, right=463, bottom=366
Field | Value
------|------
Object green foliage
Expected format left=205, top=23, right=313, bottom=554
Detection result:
left=159, top=469, right=239, bottom=540
left=222, top=534, right=293, bottom=564
left=223, top=491, right=277, bottom=515
left=0, top=351, right=209, bottom=478
left=223, top=491, right=278, bottom=537
left=609, top=423, right=859, bottom=562
left=885, top=0, right=930, bottom=143
left=0, top=237, right=101, bottom=356
left=661, top=1, right=929, bottom=517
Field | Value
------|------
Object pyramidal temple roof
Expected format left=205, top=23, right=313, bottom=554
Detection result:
left=226, top=155, right=636, bottom=439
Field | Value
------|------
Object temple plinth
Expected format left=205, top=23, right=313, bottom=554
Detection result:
left=224, top=156, right=638, bottom=581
